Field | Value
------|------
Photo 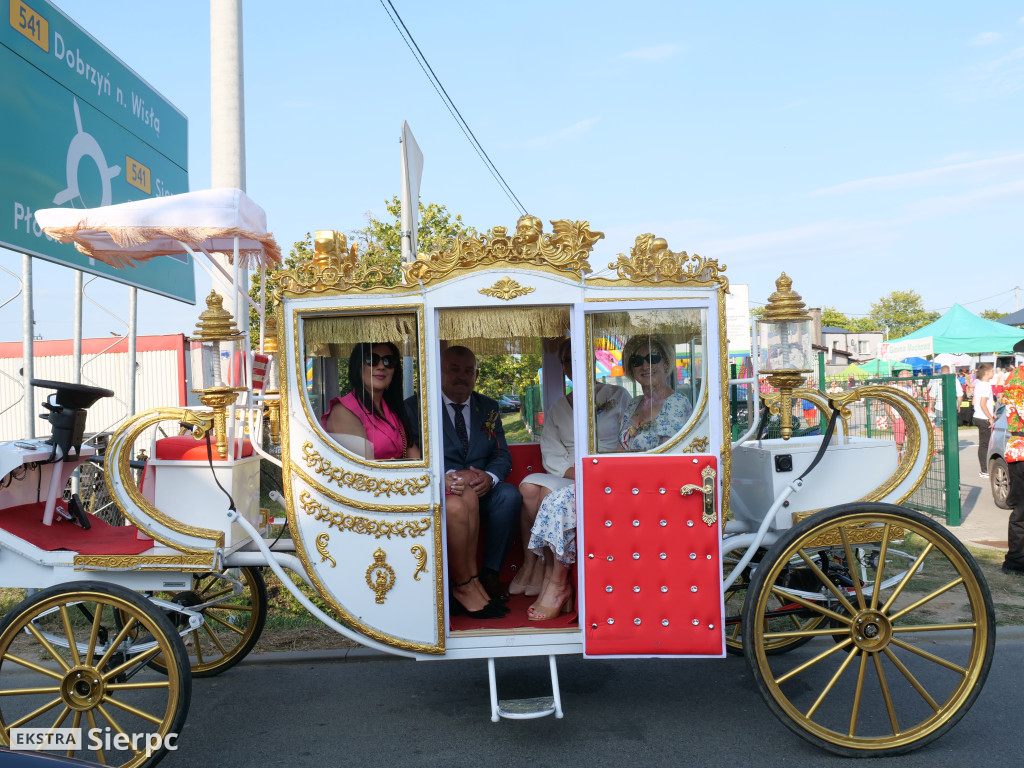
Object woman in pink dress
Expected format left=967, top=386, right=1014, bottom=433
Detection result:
left=321, top=343, right=501, bottom=616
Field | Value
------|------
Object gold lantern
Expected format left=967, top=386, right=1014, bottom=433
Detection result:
left=189, top=290, right=247, bottom=458
left=759, top=273, right=813, bottom=440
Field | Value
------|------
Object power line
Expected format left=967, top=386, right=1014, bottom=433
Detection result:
left=378, top=0, right=529, bottom=217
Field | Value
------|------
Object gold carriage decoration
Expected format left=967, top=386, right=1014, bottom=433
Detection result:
left=271, top=216, right=731, bottom=298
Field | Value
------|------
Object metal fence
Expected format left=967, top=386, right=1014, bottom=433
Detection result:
left=729, top=362, right=962, bottom=525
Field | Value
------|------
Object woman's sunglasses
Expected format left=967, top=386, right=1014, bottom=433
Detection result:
left=629, top=352, right=663, bottom=369
left=363, top=353, right=398, bottom=369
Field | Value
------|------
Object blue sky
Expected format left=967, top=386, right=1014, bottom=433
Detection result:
left=5, top=1, right=1023, bottom=340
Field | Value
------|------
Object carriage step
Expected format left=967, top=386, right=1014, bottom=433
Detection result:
left=497, top=696, right=556, bottom=719
left=487, top=655, right=564, bottom=721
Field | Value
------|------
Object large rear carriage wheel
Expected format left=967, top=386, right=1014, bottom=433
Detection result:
left=147, top=567, right=267, bottom=678
left=0, top=581, right=191, bottom=768
left=742, top=503, right=994, bottom=756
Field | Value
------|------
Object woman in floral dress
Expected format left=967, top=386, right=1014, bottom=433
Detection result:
left=527, top=335, right=692, bottom=620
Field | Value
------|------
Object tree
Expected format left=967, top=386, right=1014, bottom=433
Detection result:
left=981, top=309, right=1009, bottom=321
left=820, top=305, right=852, bottom=330
left=475, top=353, right=543, bottom=400
left=867, top=290, right=939, bottom=339
left=352, top=196, right=474, bottom=285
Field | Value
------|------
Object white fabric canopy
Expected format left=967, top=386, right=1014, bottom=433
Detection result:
left=34, top=188, right=281, bottom=269
left=933, top=352, right=973, bottom=368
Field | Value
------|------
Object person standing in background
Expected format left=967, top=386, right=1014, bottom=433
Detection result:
left=973, top=363, right=996, bottom=478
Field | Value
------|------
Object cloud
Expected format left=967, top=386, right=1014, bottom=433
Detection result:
left=970, top=32, right=1002, bottom=46
left=903, top=178, right=1024, bottom=217
left=522, top=118, right=599, bottom=149
left=811, top=153, right=1024, bottom=196
left=618, top=44, right=682, bottom=61
left=953, top=44, right=1024, bottom=97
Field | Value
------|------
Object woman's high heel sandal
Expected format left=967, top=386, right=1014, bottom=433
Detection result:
left=527, top=586, right=574, bottom=621
left=451, top=576, right=508, bottom=618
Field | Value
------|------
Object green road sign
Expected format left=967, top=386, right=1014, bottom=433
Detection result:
left=0, top=0, right=193, bottom=302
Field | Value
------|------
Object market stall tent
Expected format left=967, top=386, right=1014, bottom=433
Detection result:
left=887, top=303, right=1024, bottom=354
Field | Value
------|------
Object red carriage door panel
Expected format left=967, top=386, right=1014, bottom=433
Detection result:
left=581, top=454, right=724, bottom=657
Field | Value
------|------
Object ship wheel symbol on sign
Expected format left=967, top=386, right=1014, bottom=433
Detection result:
left=53, top=98, right=121, bottom=207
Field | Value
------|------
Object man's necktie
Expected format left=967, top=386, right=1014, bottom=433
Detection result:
left=452, top=403, right=469, bottom=454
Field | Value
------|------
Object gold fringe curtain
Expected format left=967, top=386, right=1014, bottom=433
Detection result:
left=590, top=309, right=703, bottom=344
left=303, top=313, right=418, bottom=357
left=438, top=307, right=570, bottom=356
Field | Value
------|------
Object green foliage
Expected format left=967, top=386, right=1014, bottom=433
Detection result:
left=475, top=354, right=542, bottom=400
left=352, top=196, right=474, bottom=281
left=980, top=308, right=1009, bottom=321
left=868, top=290, right=939, bottom=339
left=820, top=305, right=851, bottom=330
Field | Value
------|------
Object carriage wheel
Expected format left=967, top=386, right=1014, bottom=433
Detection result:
left=0, top=581, right=191, bottom=768
left=723, top=547, right=826, bottom=656
left=146, top=567, right=267, bottom=678
left=742, top=503, right=994, bottom=756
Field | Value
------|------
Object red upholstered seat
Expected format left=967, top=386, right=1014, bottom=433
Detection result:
left=506, top=443, right=545, bottom=487
left=154, top=435, right=254, bottom=461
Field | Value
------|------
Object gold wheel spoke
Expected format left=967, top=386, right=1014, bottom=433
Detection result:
left=67, top=711, right=82, bottom=759
left=806, top=647, right=860, bottom=719
left=890, top=637, right=968, bottom=675
left=870, top=525, right=891, bottom=611
left=848, top=646, right=870, bottom=737
left=85, top=708, right=107, bottom=766
left=101, top=643, right=162, bottom=681
left=95, top=614, right=137, bottom=671
left=95, top=704, right=146, bottom=758
left=0, top=654, right=63, bottom=680
left=204, top=623, right=230, bottom=656
left=106, top=681, right=172, bottom=691
left=9, top=696, right=63, bottom=729
left=765, top=626, right=848, bottom=640
left=25, top=623, right=71, bottom=672
left=883, top=647, right=940, bottom=711
left=892, top=622, right=977, bottom=633
left=872, top=652, right=900, bottom=735
left=85, top=601, right=105, bottom=661
left=881, top=542, right=934, bottom=614
left=208, top=603, right=252, bottom=614
left=796, top=546, right=859, bottom=617
left=888, top=577, right=965, bottom=623
left=775, top=637, right=855, bottom=685
left=202, top=585, right=235, bottom=603
left=839, top=528, right=868, bottom=611
left=194, top=630, right=205, bottom=665
left=101, top=693, right=164, bottom=725
left=59, top=606, right=81, bottom=667
left=49, top=704, right=71, bottom=731
left=769, top=586, right=849, bottom=625
left=0, top=685, right=62, bottom=696
left=205, top=611, right=245, bottom=637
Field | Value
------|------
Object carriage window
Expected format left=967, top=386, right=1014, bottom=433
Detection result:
left=589, top=308, right=706, bottom=453
left=301, top=312, right=422, bottom=461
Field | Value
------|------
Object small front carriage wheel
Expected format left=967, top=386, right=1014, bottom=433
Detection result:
left=742, top=503, right=994, bottom=757
left=0, top=581, right=191, bottom=768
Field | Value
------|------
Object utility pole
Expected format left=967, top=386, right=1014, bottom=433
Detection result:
left=210, top=0, right=246, bottom=316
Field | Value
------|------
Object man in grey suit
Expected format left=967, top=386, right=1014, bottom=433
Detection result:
left=407, top=345, right=521, bottom=601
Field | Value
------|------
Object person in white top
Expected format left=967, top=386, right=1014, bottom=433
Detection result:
left=972, top=363, right=996, bottom=477
left=510, top=339, right=630, bottom=596
left=927, top=365, right=963, bottom=429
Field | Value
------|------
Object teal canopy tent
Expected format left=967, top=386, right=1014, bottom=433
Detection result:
left=887, top=304, right=1024, bottom=354
left=859, top=359, right=912, bottom=376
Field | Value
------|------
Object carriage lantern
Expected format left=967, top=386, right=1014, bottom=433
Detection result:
left=758, top=272, right=813, bottom=440
left=188, top=289, right=247, bottom=458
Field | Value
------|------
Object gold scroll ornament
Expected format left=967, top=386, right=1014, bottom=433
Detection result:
left=316, top=532, right=336, bottom=568
left=411, top=545, right=428, bottom=581
left=478, top=276, right=536, bottom=301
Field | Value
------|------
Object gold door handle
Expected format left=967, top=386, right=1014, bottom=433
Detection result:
left=680, top=466, right=717, bottom=526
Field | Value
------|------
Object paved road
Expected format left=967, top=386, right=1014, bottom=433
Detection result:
left=951, top=430, right=1009, bottom=549
left=154, top=631, right=1024, bottom=768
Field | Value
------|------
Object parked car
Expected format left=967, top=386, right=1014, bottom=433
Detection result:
left=987, top=404, right=1010, bottom=509
left=498, top=395, right=520, bottom=413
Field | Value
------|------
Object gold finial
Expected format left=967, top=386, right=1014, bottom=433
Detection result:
left=313, top=230, right=345, bottom=270
left=763, top=272, right=811, bottom=323
left=263, top=312, right=279, bottom=354
left=191, top=290, right=241, bottom=341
